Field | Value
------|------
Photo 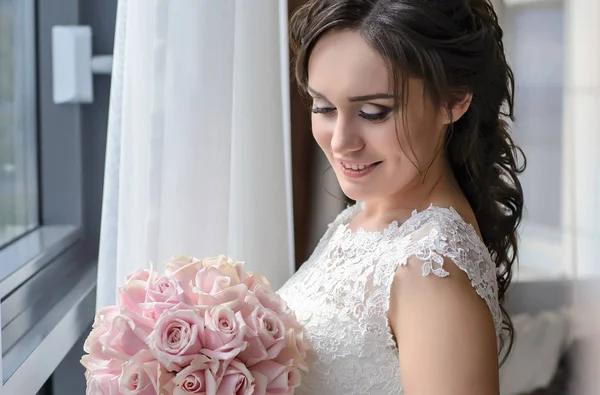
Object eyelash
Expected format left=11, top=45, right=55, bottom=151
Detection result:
left=311, top=106, right=391, bottom=121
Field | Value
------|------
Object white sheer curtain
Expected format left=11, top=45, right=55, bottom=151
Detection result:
left=96, top=0, right=295, bottom=310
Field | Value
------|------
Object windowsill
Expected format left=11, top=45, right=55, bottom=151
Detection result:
left=0, top=224, right=94, bottom=392
left=0, top=225, right=80, bottom=299
left=2, top=260, right=96, bottom=393
left=0, top=224, right=38, bottom=250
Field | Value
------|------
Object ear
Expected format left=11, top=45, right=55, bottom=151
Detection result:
left=441, top=93, right=472, bottom=124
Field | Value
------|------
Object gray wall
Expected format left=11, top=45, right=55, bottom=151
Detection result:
left=80, top=0, right=117, bottom=260
left=51, top=1, right=117, bottom=394
left=37, top=0, right=82, bottom=228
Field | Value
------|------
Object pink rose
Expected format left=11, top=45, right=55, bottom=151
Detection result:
left=171, top=355, right=224, bottom=395
left=118, top=278, right=147, bottom=315
left=201, top=255, right=232, bottom=268
left=82, top=358, right=122, bottom=395
left=98, top=313, right=149, bottom=360
left=238, top=308, right=286, bottom=366
left=118, top=268, right=157, bottom=322
left=165, top=255, right=202, bottom=275
left=146, top=275, right=187, bottom=304
left=230, top=261, right=250, bottom=284
left=201, top=306, right=249, bottom=360
left=118, top=351, right=173, bottom=394
left=84, top=306, right=120, bottom=359
left=142, top=275, right=189, bottom=319
left=216, top=359, right=254, bottom=395
left=202, top=256, right=250, bottom=284
left=117, top=278, right=157, bottom=336
left=193, top=267, right=248, bottom=311
left=194, top=266, right=240, bottom=294
left=202, top=255, right=244, bottom=273
left=250, top=360, right=301, bottom=395
left=81, top=355, right=125, bottom=394
left=124, top=268, right=158, bottom=285
left=165, top=256, right=204, bottom=295
left=149, top=303, right=205, bottom=372
left=243, top=273, right=271, bottom=292
left=91, top=306, right=120, bottom=331
left=252, top=285, right=287, bottom=316
left=81, top=355, right=124, bottom=375
left=86, top=370, right=120, bottom=395
left=274, top=329, right=308, bottom=371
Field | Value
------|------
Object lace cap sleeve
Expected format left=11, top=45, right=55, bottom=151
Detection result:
left=378, top=206, right=503, bottom=340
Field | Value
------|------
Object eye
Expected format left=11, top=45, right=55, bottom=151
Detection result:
left=359, top=104, right=392, bottom=121
left=311, top=106, right=336, bottom=116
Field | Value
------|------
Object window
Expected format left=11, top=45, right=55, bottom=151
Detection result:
left=504, top=0, right=600, bottom=279
left=0, top=0, right=39, bottom=248
left=504, top=1, right=566, bottom=279
left=0, top=0, right=99, bottom=392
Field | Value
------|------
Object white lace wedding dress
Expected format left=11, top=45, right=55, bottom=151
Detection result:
left=277, top=202, right=503, bottom=395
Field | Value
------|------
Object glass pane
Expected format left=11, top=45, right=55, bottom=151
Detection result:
left=0, top=0, right=38, bottom=248
left=504, top=4, right=565, bottom=279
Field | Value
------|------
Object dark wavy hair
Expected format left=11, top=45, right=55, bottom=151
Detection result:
left=289, top=0, right=525, bottom=362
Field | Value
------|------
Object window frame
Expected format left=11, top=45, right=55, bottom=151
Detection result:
left=0, top=0, right=98, bottom=392
left=0, top=0, right=40, bottom=249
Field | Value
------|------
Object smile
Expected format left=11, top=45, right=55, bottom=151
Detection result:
left=339, top=161, right=382, bottom=178
left=341, top=162, right=377, bottom=170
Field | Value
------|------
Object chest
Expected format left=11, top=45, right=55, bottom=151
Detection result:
left=278, top=232, right=400, bottom=352
left=277, top=243, right=404, bottom=395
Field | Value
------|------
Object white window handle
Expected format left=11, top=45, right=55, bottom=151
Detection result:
left=51, top=25, right=113, bottom=104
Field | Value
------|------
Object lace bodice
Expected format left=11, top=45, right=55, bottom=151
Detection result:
left=277, top=202, right=502, bottom=395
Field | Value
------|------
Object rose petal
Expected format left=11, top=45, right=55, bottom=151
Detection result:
left=201, top=308, right=248, bottom=361
left=194, top=267, right=226, bottom=294
left=250, top=361, right=300, bottom=395
left=165, top=255, right=201, bottom=275
left=86, top=370, right=120, bottom=395
left=166, top=259, right=204, bottom=295
left=236, top=336, right=268, bottom=367
left=117, top=281, right=148, bottom=314
left=243, top=273, right=272, bottom=292
left=118, top=357, right=172, bottom=395
left=148, top=303, right=205, bottom=372
left=172, top=355, right=221, bottom=395
left=195, top=283, right=248, bottom=312
left=215, top=359, right=254, bottom=395
left=81, top=355, right=124, bottom=377
left=98, top=314, right=149, bottom=360
left=124, top=268, right=158, bottom=286
left=253, top=285, right=286, bottom=314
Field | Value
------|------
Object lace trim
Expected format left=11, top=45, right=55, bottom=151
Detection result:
left=339, top=203, right=503, bottom=344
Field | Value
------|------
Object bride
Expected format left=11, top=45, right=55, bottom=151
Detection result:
left=277, top=0, right=525, bottom=394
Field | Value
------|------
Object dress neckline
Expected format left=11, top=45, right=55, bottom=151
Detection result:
left=336, top=201, right=475, bottom=239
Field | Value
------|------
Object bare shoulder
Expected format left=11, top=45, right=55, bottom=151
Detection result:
left=388, top=255, right=499, bottom=395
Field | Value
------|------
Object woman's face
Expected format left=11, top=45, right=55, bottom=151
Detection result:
left=307, top=29, right=450, bottom=204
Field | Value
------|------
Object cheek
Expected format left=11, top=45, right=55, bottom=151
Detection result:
left=394, top=116, right=439, bottom=167
left=375, top=121, right=405, bottom=162
left=311, top=117, right=333, bottom=152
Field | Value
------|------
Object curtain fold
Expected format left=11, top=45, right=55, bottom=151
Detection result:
left=97, top=0, right=294, bottom=310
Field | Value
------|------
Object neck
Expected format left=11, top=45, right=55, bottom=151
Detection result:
left=361, top=156, right=460, bottom=222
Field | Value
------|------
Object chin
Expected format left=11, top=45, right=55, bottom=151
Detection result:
left=338, top=183, right=372, bottom=203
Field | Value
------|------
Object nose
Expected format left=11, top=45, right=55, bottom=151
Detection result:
left=330, top=116, right=364, bottom=156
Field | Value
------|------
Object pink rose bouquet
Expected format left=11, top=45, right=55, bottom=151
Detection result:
left=81, top=255, right=308, bottom=395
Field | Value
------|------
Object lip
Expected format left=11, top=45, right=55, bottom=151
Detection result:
left=338, top=160, right=379, bottom=166
left=338, top=160, right=382, bottom=179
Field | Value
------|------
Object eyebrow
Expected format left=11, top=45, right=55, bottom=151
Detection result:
left=307, top=86, right=394, bottom=102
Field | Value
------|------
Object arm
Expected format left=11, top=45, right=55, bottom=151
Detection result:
left=388, top=255, right=499, bottom=395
